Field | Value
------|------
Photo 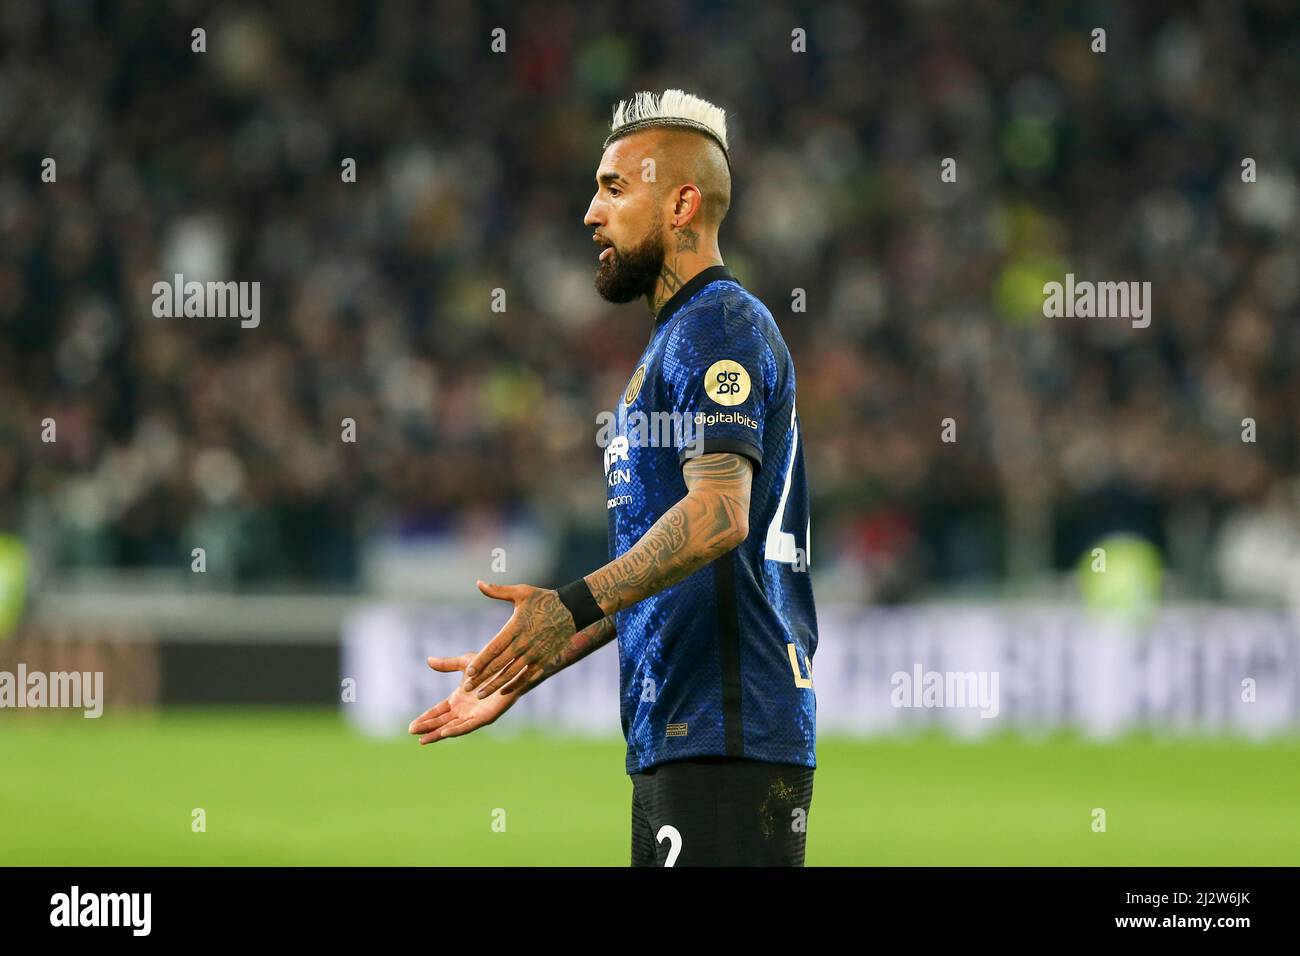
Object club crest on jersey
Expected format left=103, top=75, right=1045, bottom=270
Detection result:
left=624, top=364, right=647, bottom=406
left=704, top=359, right=750, bottom=406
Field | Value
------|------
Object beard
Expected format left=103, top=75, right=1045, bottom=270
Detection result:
left=594, top=224, right=667, bottom=304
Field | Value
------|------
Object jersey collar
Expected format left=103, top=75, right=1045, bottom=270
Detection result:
left=653, top=264, right=736, bottom=332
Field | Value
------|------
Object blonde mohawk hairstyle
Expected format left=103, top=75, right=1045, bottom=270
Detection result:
left=604, top=89, right=731, bottom=167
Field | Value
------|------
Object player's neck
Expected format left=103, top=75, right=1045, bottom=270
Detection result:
left=647, top=250, right=725, bottom=318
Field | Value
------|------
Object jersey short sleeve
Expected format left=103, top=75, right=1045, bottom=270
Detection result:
left=660, top=303, right=772, bottom=475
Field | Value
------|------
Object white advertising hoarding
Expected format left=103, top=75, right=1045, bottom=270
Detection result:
left=342, top=604, right=1300, bottom=740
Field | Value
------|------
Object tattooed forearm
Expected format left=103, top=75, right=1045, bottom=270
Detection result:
left=513, top=616, right=617, bottom=693
left=585, top=453, right=752, bottom=616
left=546, top=616, right=617, bottom=675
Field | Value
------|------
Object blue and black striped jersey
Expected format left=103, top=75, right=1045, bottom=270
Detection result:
left=603, top=265, right=818, bottom=773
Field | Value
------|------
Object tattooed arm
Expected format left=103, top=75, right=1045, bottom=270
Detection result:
left=462, top=452, right=752, bottom=697
left=528, top=615, right=618, bottom=683
left=585, top=451, right=751, bottom=615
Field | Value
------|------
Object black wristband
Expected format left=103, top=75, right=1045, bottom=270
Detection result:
left=556, top=578, right=605, bottom=632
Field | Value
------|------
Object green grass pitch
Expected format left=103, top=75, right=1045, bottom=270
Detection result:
left=2, top=709, right=1297, bottom=865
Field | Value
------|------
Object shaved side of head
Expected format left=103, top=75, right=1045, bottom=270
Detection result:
left=642, top=128, right=733, bottom=231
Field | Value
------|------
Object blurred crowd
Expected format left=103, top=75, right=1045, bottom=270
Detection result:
left=1, top=1, right=1297, bottom=602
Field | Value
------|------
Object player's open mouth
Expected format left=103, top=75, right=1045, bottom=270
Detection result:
left=599, top=245, right=615, bottom=262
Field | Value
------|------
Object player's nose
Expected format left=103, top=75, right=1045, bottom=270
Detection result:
left=583, top=196, right=604, bottom=228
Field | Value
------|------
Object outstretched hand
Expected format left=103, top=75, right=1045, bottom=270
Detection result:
left=408, top=653, right=522, bottom=745
left=461, top=580, right=580, bottom=697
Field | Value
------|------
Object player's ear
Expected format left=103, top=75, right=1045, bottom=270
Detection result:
left=670, top=184, right=691, bottom=221
left=674, top=185, right=701, bottom=225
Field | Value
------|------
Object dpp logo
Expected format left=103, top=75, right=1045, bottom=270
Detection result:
left=704, top=359, right=751, bottom=406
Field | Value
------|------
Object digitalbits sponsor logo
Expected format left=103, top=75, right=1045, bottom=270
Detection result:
left=693, top=409, right=757, bottom=430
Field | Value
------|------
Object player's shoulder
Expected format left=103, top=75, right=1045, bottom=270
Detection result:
left=669, top=276, right=785, bottom=358
left=676, top=275, right=771, bottom=328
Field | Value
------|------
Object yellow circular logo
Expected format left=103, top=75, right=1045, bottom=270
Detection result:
left=624, top=364, right=647, bottom=405
left=704, top=359, right=751, bottom=406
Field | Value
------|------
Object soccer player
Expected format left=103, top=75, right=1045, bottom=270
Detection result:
left=409, top=90, right=818, bottom=866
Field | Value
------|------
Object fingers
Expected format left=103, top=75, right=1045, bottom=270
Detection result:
left=474, top=655, right=530, bottom=698
left=427, top=654, right=473, bottom=673
left=411, top=709, right=458, bottom=737
left=411, top=655, right=471, bottom=733
left=476, top=580, right=521, bottom=602
left=464, top=583, right=525, bottom=689
left=432, top=717, right=478, bottom=741
left=498, top=664, right=539, bottom=697
left=419, top=726, right=452, bottom=744
left=408, top=698, right=451, bottom=734
left=419, top=717, right=474, bottom=744
left=464, top=623, right=519, bottom=691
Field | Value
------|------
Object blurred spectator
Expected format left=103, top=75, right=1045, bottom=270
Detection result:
left=1, top=1, right=1297, bottom=602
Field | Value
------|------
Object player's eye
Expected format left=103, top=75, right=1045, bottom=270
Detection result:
left=608, top=186, right=621, bottom=197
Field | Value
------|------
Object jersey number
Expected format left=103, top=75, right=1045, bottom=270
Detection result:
left=764, top=404, right=809, bottom=569
left=657, top=825, right=683, bottom=867
left=765, top=404, right=813, bottom=689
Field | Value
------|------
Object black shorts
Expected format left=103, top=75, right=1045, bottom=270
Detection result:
left=629, top=755, right=814, bottom=866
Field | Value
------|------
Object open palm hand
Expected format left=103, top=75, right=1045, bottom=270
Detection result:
left=408, top=653, right=523, bottom=745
